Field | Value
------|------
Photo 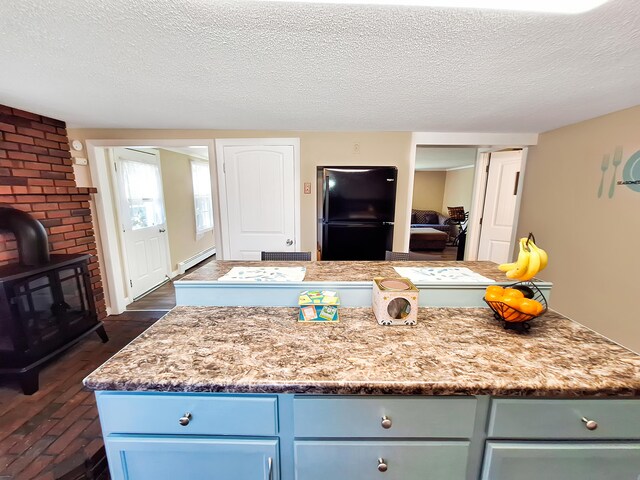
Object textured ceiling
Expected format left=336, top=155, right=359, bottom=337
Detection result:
left=415, top=147, right=476, bottom=170
left=1, top=0, right=639, bottom=132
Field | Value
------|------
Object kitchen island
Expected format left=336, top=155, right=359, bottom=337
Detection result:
left=175, top=260, right=553, bottom=307
left=84, top=306, right=640, bottom=480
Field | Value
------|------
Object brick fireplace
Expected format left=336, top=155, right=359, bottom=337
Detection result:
left=0, top=104, right=106, bottom=320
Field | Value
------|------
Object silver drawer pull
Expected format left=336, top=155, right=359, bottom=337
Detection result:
left=179, top=412, right=192, bottom=426
left=381, top=415, right=392, bottom=429
left=377, top=458, right=388, bottom=472
left=581, top=417, right=598, bottom=430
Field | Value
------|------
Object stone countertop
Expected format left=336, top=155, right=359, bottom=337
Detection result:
left=84, top=307, right=640, bottom=397
left=180, top=260, right=508, bottom=283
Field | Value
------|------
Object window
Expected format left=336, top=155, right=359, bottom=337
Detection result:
left=190, top=160, right=214, bottom=234
left=120, top=159, right=165, bottom=230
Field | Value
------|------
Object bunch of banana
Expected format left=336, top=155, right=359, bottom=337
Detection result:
left=498, top=236, right=548, bottom=281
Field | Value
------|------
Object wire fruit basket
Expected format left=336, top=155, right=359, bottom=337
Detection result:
left=483, top=281, right=548, bottom=332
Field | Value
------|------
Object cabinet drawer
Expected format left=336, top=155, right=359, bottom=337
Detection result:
left=481, top=442, right=640, bottom=480
left=296, top=440, right=469, bottom=480
left=105, top=436, right=279, bottom=480
left=488, top=399, right=640, bottom=439
left=97, top=393, right=277, bottom=436
left=293, top=396, right=476, bottom=438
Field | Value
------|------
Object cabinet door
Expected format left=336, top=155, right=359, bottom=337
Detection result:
left=105, top=436, right=278, bottom=480
left=482, top=442, right=640, bottom=480
left=295, top=440, right=469, bottom=480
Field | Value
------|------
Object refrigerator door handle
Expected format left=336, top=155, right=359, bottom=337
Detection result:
left=323, top=174, right=330, bottom=217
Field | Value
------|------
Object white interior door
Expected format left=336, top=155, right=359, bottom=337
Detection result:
left=219, top=144, right=297, bottom=260
left=477, top=150, right=523, bottom=263
left=113, top=148, right=170, bottom=299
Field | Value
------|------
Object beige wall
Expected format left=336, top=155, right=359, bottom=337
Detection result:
left=67, top=129, right=413, bottom=254
left=158, top=149, right=215, bottom=272
left=442, top=166, right=475, bottom=213
left=517, top=105, right=640, bottom=353
left=412, top=171, right=446, bottom=212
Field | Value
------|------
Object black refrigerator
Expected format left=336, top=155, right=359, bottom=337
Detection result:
left=317, top=166, right=397, bottom=260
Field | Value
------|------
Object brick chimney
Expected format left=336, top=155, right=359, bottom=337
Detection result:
left=0, top=105, right=106, bottom=320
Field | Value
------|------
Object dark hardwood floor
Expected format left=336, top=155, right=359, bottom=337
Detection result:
left=126, top=255, right=216, bottom=311
left=0, top=311, right=164, bottom=480
left=125, top=280, right=177, bottom=311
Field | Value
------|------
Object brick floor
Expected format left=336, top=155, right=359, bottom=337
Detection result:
left=0, top=311, right=164, bottom=479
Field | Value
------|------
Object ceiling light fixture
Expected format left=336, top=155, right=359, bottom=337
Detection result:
left=260, top=0, right=609, bottom=14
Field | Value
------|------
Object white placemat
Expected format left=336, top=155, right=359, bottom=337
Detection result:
left=218, top=266, right=306, bottom=282
left=393, top=267, right=495, bottom=284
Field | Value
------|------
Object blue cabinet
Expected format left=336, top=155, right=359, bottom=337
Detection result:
left=98, top=392, right=278, bottom=436
left=97, top=392, right=281, bottom=480
left=488, top=398, right=640, bottom=439
left=483, top=399, right=640, bottom=480
left=481, top=442, right=640, bottom=480
left=95, top=393, right=640, bottom=480
left=293, top=396, right=476, bottom=438
left=295, top=440, right=469, bottom=480
left=105, top=436, right=278, bottom=480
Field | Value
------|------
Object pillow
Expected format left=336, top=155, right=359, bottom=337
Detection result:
left=413, top=210, right=439, bottom=224
left=410, top=212, right=417, bottom=224
left=424, top=212, right=439, bottom=224
left=413, top=210, right=429, bottom=224
left=447, top=206, right=466, bottom=222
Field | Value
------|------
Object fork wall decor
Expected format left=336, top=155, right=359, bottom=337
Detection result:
left=597, top=146, right=640, bottom=198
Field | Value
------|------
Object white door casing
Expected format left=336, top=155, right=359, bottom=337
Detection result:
left=215, top=139, right=300, bottom=261
left=113, top=148, right=171, bottom=299
left=477, top=150, right=524, bottom=264
left=86, top=139, right=220, bottom=315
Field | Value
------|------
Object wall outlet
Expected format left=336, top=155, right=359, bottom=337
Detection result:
left=304, top=182, right=312, bottom=194
left=73, top=157, right=88, bottom=166
left=353, top=143, right=360, bottom=154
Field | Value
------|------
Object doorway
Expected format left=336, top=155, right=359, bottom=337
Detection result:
left=411, top=146, right=477, bottom=259
left=87, top=140, right=220, bottom=314
left=407, top=132, right=537, bottom=261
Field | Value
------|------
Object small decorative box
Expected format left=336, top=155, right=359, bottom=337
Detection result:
left=372, top=277, right=419, bottom=326
left=298, top=290, right=340, bottom=322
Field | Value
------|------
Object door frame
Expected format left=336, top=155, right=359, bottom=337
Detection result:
left=407, top=133, right=538, bottom=260
left=214, top=138, right=301, bottom=261
left=110, top=147, right=172, bottom=301
left=86, top=139, right=221, bottom=314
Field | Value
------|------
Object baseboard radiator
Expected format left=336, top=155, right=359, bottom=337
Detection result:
left=177, top=247, right=216, bottom=274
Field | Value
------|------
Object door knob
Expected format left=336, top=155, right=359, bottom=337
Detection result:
left=159, top=228, right=166, bottom=233
left=286, top=239, right=293, bottom=246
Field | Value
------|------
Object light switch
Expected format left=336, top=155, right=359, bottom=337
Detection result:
left=304, top=182, right=312, bottom=194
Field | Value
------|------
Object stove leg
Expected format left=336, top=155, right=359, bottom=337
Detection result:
left=96, top=325, right=109, bottom=343
left=19, top=370, right=39, bottom=395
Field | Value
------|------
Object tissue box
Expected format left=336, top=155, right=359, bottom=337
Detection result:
left=298, top=290, right=340, bottom=322
left=372, top=277, right=419, bottom=326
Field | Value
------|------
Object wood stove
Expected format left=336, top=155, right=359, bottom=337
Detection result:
left=0, top=208, right=107, bottom=394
